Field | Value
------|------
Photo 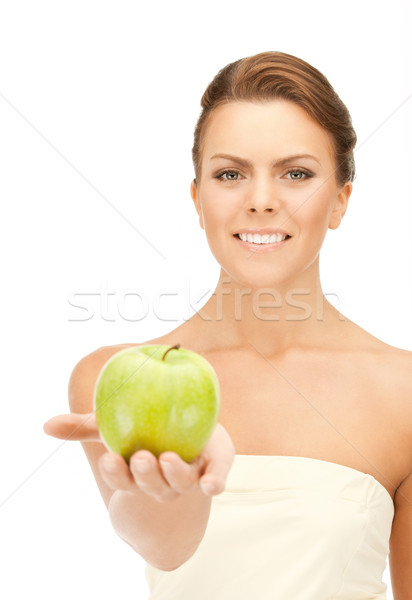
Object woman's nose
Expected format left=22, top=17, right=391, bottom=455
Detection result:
left=247, top=206, right=274, bottom=213
left=246, top=179, right=280, bottom=213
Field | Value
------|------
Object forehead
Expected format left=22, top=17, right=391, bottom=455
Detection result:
left=202, top=100, right=335, bottom=165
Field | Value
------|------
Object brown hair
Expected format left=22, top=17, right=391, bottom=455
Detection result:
left=192, top=51, right=357, bottom=188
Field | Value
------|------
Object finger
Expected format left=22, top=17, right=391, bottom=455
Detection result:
left=199, top=424, right=235, bottom=496
left=98, top=452, right=138, bottom=493
left=129, top=450, right=180, bottom=503
left=43, top=413, right=101, bottom=442
left=157, top=451, right=202, bottom=494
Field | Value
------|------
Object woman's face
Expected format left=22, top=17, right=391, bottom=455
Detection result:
left=190, top=100, right=352, bottom=290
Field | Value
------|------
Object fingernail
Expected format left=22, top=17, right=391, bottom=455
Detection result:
left=160, top=460, right=175, bottom=473
left=132, top=458, right=151, bottom=473
left=200, top=482, right=214, bottom=495
left=102, top=457, right=117, bottom=472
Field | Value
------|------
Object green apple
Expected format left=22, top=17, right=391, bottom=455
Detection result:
left=93, top=344, right=220, bottom=463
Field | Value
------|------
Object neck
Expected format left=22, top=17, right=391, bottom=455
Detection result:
left=190, top=263, right=347, bottom=356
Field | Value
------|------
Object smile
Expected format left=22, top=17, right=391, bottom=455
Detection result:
left=233, top=233, right=292, bottom=252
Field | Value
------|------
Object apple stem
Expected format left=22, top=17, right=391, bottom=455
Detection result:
left=161, top=344, right=180, bottom=361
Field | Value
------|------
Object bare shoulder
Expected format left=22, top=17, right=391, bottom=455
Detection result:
left=367, top=340, right=412, bottom=418
left=376, top=344, right=412, bottom=394
left=376, top=344, right=412, bottom=480
left=68, top=336, right=169, bottom=411
left=68, top=345, right=132, bottom=412
left=348, top=321, right=412, bottom=392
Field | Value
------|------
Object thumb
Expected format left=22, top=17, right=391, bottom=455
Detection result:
left=43, top=413, right=101, bottom=442
left=199, top=424, right=235, bottom=496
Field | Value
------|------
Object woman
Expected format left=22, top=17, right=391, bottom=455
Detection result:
left=43, top=51, right=412, bottom=598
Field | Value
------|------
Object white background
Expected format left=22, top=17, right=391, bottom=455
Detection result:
left=1, top=1, right=411, bottom=598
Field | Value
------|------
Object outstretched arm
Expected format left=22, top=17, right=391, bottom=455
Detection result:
left=43, top=346, right=235, bottom=571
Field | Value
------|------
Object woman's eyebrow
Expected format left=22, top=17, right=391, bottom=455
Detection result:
left=210, top=153, right=321, bottom=167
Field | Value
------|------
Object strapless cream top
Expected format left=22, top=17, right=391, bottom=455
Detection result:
left=145, top=455, right=395, bottom=599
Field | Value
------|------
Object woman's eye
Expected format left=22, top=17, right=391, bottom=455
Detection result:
left=215, top=169, right=241, bottom=182
left=285, top=168, right=312, bottom=181
left=215, top=168, right=312, bottom=182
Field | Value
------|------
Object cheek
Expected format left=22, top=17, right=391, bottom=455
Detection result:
left=298, top=195, right=333, bottom=257
left=201, top=195, right=236, bottom=233
left=199, top=195, right=241, bottom=265
left=299, top=187, right=333, bottom=228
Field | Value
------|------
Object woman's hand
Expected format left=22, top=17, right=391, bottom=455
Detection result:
left=43, top=412, right=101, bottom=441
left=43, top=414, right=235, bottom=503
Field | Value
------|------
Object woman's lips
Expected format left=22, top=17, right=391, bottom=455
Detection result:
left=233, top=234, right=292, bottom=252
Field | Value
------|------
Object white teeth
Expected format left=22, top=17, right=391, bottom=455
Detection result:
left=238, top=233, right=288, bottom=244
